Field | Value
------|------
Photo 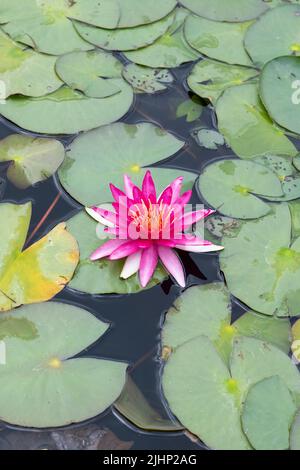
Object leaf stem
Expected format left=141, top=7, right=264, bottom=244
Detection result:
left=26, top=193, right=61, bottom=245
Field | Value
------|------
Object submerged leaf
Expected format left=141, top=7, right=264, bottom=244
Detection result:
left=176, top=97, right=203, bottom=122
left=192, top=128, right=225, bottom=150
left=123, top=64, right=173, bottom=94
left=0, top=134, right=65, bottom=189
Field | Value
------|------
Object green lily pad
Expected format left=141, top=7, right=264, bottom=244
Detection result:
left=176, top=97, right=203, bottom=122
left=0, top=84, right=133, bottom=135
left=123, top=64, right=173, bottom=94
left=0, top=202, right=79, bottom=312
left=163, top=282, right=291, bottom=364
left=0, top=316, right=38, bottom=341
left=198, top=158, right=283, bottom=219
left=245, top=4, right=300, bottom=67
left=260, top=56, right=300, bottom=135
left=220, top=204, right=300, bottom=316
left=205, top=214, right=241, bottom=243
left=179, top=0, right=268, bottom=21
left=74, top=12, right=175, bottom=52
left=294, top=155, right=300, bottom=171
left=58, top=122, right=194, bottom=207
left=254, top=154, right=300, bottom=202
left=184, top=15, right=253, bottom=66
left=66, top=211, right=166, bottom=295
left=290, top=409, right=300, bottom=449
left=0, top=134, right=65, bottom=189
left=216, top=84, right=297, bottom=159
left=162, top=335, right=251, bottom=450
left=0, top=30, right=62, bottom=98
left=192, top=128, right=225, bottom=150
left=124, top=8, right=199, bottom=68
left=289, top=200, right=300, bottom=239
left=0, top=302, right=127, bottom=428
left=187, top=59, right=258, bottom=103
left=55, top=50, right=123, bottom=98
left=241, top=376, right=297, bottom=450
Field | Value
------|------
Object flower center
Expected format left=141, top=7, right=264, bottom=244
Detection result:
left=128, top=200, right=175, bottom=239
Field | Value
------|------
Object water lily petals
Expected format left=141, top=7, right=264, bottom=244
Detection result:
left=158, top=246, right=186, bottom=287
left=121, top=251, right=142, bottom=280
left=182, top=209, right=215, bottom=229
left=109, top=241, right=140, bottom=261
left=86, top=205, right=116, bottom=227
left=176, top=243, right=224, bottom=253
left=110, top=184, right=127, bottom=202
left=124, top=175, right=135, bottom=199
left=170, top=177, right=183, bottom=203
left=90, top=239, right=126, bottom=261
left=176, top=190, right=193, bottom=207
left=139, top=246, right=159, bottom=288
left=142, top=170, right=157, bottom=202
left=158, top=186, right=173, bottom=205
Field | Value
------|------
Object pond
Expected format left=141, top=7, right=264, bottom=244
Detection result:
left=0, top=0, right=300, bottom=452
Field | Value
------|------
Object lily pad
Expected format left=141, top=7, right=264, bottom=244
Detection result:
left=290, top=409, right=300, bottom=449
left=66, top=211, right=166, bottom=295
left=216, top=84, right=297, bottom=159
left=176, top=97, right=203, bottom=122
left=0, top=30, right=62, bottom=98
left=254, top=154, right=300, bottom=202
left=0, top=84, right=134, bottom=135
left=192, top=128, right=225, bottom=150
left=187, top=59, right=258, bottom=103
left=241, top=376, right=297, bottom=450
left=179, top=0, right=268, bottom=22
left=0, top=134, right=65, bottom=189
left=205, top=214, right=241, bottom=242
left=58, top=122, right=194, bottom=207
left=124, top=9, right=199, bottom=68
left=245, top=4, right=300, bottom=67
left=0, top=302, right=127, bottom=428
left=123, top=64, right=173, bottom=94
left=260, top=56, right=300, bottom=135
left=0, top=202, right=79, bottom=312
left=198, top=158, right=283, bottom=219
left=74, top=12, right=175, bottom=52
left=292, top=319, right=300, bottom=362
left=184, top=15, right=253, bottom=66
left=220, top=204, right=300, bottom=316
left=55, top=50, right=123, bottom=98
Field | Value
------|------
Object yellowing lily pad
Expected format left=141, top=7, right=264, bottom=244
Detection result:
left=58, top=122, right=194, bottom=207
left=0, top=84, right=134, bottom=135
left=216, top=84, right=297, bottom=159
left=187, top=59, right=258, bottom=103
left=0, top=202, right=79, bottom=312
left=74, top=12, right=175, bottom=52
left=0, top=302, right=127, bottom=428
left=124, top=9, right=199, bottom=68
left=245, top=4, right=300, bottom=67
left=66, top=211, right=167, bottom=295
left=198, top=158, right=283, bottom=219
left=241, top=376, right=297, bottom=450
left=220, top=204, right=300, bottom=317
left=184, top=15, right=253, bottom=66
left=0, top=30, right=62, bottom=98
left=55, top=50, right=124, bottom=98
left=179, top=0, right=268, bottom=22
left=0, top=134, right=65, bottom=189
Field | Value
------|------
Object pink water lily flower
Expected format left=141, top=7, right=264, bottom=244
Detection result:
left=86, top=171, right=223, bottom=288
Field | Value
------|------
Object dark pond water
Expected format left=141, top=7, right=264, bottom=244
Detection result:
left=0, top=62, right=298, bottom=451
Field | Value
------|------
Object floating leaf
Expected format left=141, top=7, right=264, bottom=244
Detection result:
left=220, top=204, right=300, bottom=316
left=245, top=4, right=300, bottom=67
left=55, top=50, right=123, bottom=98
left=123, top=64, right=173, bottom=94
left=114, top=376, right=182, bottom=432
left=0, top=134, right=65, bottom=189
left=290, top=409, right=300, bottom=449
left=66, top=211, right=166, bottom=295
left=254, top=154, right=300, bottom=202
left=74, top=12, right=175, bottom=52
left=289, top=200, right=300, bottom=239
left=0, top=30, right=62, bottom=98
left=184, top=15, right=253, bottom=66
left=216, top=84, right=297, bottom=158
left=0, top=302, right=127, bottom=427
left=260, top=56, right=300, bottom=135
left=0, top=84, right=133, bottom=135
left=58, top=122, right=194, bottom=206
left=176, top=97, right=203, bottom=122
left=292, top=319, right=300, bottom=362
left=188, top=59, right=258, bottom=103
left=124, top=9, right=199, bottom=68
left=198, top=158, right=283, bottom=219
left=241, top=376, right=297, bottom=450
left=179, top=0, right=268, bottom=21
left=192, top=128, right=225, bottom=150
left=0, top=202, right=79, bottom=312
